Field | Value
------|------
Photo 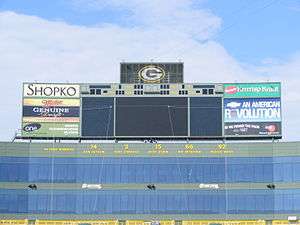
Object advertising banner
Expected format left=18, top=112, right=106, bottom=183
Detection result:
left=22, top=122, right=79, bottom=137
left=224, top=122, right=281, bottom=136
left=23, top=83, right=80, bottom=98
left=23, top=106, right=80, bottom=117
left=22, top=117, right=80, bottom=123
left=224, top=98, right=281, bottom=122
left=23, top=98, right=80, bottom=107
left=224, top=83, right=281, bottom=98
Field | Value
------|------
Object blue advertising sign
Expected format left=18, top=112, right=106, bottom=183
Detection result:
left=224, top=122, right=281, bottom=136
left=23, top=106, right=80, bottom=118
left=224, top=98, right=281, bottom=122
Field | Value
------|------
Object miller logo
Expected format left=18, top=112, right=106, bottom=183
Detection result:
left=138, top=65, right=165, bottom=83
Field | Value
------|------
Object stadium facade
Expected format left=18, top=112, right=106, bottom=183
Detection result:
left=1, top=63, right=299, bottom=225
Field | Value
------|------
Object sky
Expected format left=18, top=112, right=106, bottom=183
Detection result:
left=0, top=0, right=299, bottom=141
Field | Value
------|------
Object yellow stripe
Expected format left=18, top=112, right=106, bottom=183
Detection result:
left=35, top=220, right=118, bottom=225
left=23, top=98, right=80, bottom=107
left=23, top=117, right=80, bottom=123
left=182, top=221, right=266, bottom=225
left=0, top=220, right=28, bottom=225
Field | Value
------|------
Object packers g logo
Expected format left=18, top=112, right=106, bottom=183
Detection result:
left=138, top=66, right=165, bottom=83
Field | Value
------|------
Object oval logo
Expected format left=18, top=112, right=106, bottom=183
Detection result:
left=265, top=124, right=277, bottom=132
left=138, top=66, right=165, bottom=82
left=23, top=123, right=41, bottom=132
left=225, top=86, right=238, bottom=95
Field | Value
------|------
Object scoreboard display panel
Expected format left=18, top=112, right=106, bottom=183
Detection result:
left=190, top=97, right=223, bottom=137
left=81, top=97, right=114, bottom=137
left=21, top=81, right=282, bottom=140
left=115, top=97, right=188, bottom=137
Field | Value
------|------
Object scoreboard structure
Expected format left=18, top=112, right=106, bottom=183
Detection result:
left=21, top=62, right=282, bottom=140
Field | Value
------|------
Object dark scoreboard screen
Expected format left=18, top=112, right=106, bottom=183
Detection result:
left=116, top=97, right=188, bottom=137
left=81, top=97, right=114, bottom=137
left=81, top=96, right=223, bottom=139
left=190, top=97, right=222, bottom=137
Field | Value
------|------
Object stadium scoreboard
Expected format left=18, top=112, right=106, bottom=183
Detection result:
left=21, top=62, right=282, bottom=140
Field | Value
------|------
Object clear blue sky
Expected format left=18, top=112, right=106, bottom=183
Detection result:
left=1, top=0, right=300, bottom=64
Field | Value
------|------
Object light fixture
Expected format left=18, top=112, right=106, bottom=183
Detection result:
left=28, top=184, right=37, bottom=190
left=147, top=184, right=156, bottom=190
left=266, top=184, right=275, bottom=189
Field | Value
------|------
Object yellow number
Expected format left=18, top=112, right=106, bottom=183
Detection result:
left=123, top=144, right=129, bottom=150
left=218, top=144, right=226, bottom=149
left=90, top=144, right=98, bottom=150
left=185, top=144, right=194, bottom=150
left=155, top=144, right=162, bottom=150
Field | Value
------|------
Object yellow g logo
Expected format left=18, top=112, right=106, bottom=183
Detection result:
left=138, top=66, right=165, bottom=83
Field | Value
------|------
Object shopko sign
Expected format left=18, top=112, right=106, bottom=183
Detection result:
left=24, top=83, right=80, bottom=98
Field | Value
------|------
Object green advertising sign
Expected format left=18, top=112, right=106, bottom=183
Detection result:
left=224, top=83, right=281, bottom=98
left=22, top=122, right=79, bottom=138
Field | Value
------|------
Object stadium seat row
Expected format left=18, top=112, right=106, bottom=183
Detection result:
left=0, top=220, right=296, bottom=225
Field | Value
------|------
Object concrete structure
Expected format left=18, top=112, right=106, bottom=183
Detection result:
left=0, top=141, right=300, bottom=224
